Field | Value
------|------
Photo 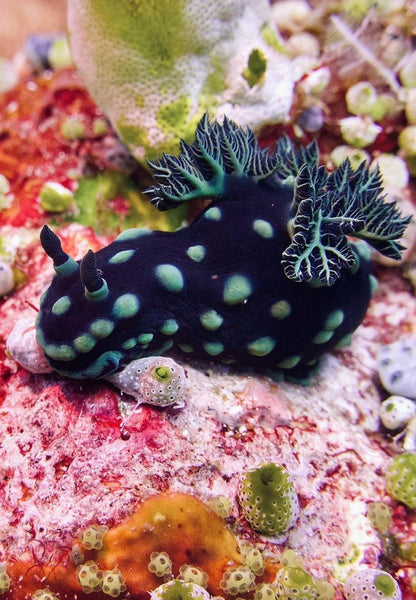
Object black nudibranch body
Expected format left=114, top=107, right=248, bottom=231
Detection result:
left=36, top=114, right=409, bottom=382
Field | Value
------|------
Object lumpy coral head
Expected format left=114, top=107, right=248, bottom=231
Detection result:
left=67, top=0, right=293, bottom=162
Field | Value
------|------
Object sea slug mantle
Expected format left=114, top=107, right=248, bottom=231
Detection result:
left=36, top=114, right=410, bottom=381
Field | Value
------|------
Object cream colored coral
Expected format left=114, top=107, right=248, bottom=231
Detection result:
left=67, top=0, right=293, bottom=163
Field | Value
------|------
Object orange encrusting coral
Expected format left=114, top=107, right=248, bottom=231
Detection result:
left=5, top=493, right=280, bottom=600
left=97, top=492, right=243, bottom=597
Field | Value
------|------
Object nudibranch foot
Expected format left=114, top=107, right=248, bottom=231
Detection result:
left=35, top=114, right=410, bottom=382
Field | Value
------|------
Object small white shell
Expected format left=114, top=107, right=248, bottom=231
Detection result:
left=6, top=317, right=53, bottom=374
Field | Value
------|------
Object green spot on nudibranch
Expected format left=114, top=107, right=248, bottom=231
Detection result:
left=199, top=309, right=223, bottom=331
left=122, top=338, right=137, bottom=349
left=370, top=274, right=378, bottom=295
left=109, top=250, right=135, bottom=264
left=52, top=295, right=72, bottom=315
left=223, top=274, right=252, bottom=305
left=270, top=300, right=291, bottom=319
left=335, top=333, right=352, bottom=348
left=159, top=319, right=179, bottom=335
left=155, top=264, right=184, bottom=293
left=252, top=219, right=274, bottom=239
left=247, top=336, right=276, bottom=357
left=323, top=310, right=344, bottom=330
left=203, top=342, right=224, bottom=356
left=204, top=206, right=222, bottom=221
left=178, top=343, right=193, bottom=353
left=74, top=334, right=96, bottom=353
left=186, top=245, right=206, bottom=262
left=113, top=294, right=140, bottom=319
left=90, top=319, right=114, bottom=339
left=45, top=344, right=76, bottom=361
left=277, top=355, right=301, bottom=369
left=313, top=330, right=334, bottom=344
left=115, top=228, right=153, bottom=242
left=138, top=333, right=154, bottom=345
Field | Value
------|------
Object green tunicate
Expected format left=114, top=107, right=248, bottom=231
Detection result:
left=204, top=206, right=222, bottom=221
left=113, top=293, right=140, bottom=318
left=159, top=319, right=179, bottom=335
left=109, top=250, right=135, bottom=264
left=270, top=300, right=291, bottom=319
left=155, top=264, right=184, bottom=293
left=238, top=462, right=299, bottom=536
left=199, top=309, right=223, bottom=331
left=323, top=310, right=344, bottom=330
left=40, top=181, right=73, bottom=212
left=74, top=334, right=96, bottom=353
left=252, top=219, right=274, bottom=239
left=52, top=295, right=72, bottom=315
left=386, top=452, right=416, bottom=508
left=375, top=574, right=397, bottom=596
left=90, top=319, right=114, bottom=339
left=313, top=330, right=334, bottom=344
left=153, top=366, right=172, bottom=383
left=186, top=245, right=206, bottom=262
left=247, top=336, right=276, bottom=357
left=203, top=342, right=224, bottom=356
left=151, top=579, right=209, bottom=600
left=274, top=566, right=317, bottom=600
left=277, top=355, right=301, bottom=369
left=223, top=274, right=252, bottom=305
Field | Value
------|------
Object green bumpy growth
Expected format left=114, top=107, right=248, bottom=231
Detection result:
left=150, top=579, right=210, bottom=600
left=273, top=566, right=318, bottom=600
left=238, top=462, right=299, bottom=535
left=147, top=114, right=410, bottom=286
left=386, top=452, right=416, bottom=508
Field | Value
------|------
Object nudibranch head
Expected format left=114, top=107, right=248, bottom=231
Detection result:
left=36, top=114, right=410, bottom=381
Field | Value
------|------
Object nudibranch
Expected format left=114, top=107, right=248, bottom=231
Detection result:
left=36, top=114, right=409, bottom=381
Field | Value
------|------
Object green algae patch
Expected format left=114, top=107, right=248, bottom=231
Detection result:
left=59, top=171, right=186, bottom=234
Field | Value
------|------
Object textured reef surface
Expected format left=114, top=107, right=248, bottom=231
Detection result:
left=36, top=115, right=409, bottom=381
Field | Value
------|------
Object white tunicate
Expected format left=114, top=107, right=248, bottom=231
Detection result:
left=380, top=395, right=416, bottom=430
left=106, top=356, right=186, bottom=408
left=344, top=568, right=401, bottom=600
left=377, top=336, right=416, bottom=400
left=6, top=317, right=53, bottom=374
